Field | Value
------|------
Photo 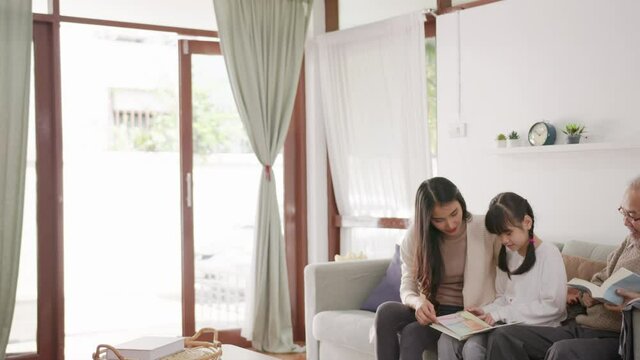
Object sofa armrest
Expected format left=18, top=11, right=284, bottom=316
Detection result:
left=304, top=259, right=389, bottom=360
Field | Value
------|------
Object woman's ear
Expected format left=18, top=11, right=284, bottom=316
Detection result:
left=523, top=215, right=533, bottom=230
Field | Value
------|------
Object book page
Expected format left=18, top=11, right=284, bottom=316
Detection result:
left=567, top=278, right=603, bottom=298
left=600, top=268, right=640, bottom=305
left=436, top=311, right=491, bottom=338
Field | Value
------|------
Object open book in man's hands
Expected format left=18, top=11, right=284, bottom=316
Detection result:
left=568, top=267, right=640, bottom=305
left=429, top=311, right=514, bottom=341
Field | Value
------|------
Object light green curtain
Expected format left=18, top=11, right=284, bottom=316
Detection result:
left=0, top=0, right=32, bottom=357
left=212, top=0, right=312, bottom=352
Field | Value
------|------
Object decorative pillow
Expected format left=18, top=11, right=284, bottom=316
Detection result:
left=562, top=254, right=607, bottom=282
left=361, top=245, right=402, bottom=312
left=562, top=254, right=607, bottom=321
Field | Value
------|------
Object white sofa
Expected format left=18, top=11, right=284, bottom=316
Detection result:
left=304, top=240, right=639, bottom=360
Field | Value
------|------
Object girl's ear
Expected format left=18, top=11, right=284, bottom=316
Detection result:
left=523, top=215, right=533, bottom=230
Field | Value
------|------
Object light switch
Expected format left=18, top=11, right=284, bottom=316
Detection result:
left=448, top=122, right=467, bottom=138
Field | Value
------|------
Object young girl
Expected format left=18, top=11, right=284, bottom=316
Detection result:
left=437, top=192, right=567, bottom=360
left=374, top=177, right=499, bottom=360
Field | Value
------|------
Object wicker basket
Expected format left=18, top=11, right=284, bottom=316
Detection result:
left=92, top=328, right=223, bottom=360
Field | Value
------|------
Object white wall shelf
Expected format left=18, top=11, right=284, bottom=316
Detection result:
left=491, top=142, right=640, bottom=155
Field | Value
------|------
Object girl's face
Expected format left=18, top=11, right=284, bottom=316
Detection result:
left=431, top=201, right=464, bottom=237
left=498, top=215, right=532, bottom=256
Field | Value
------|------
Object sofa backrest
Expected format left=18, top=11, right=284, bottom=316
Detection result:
left=560, top=240, right=617, bottom=262
left=557, top=240, right=616, bottom=282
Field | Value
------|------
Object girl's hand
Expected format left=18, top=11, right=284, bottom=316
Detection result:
left=415, top=300, right=437, bottom=325
left=567, top=288, right=580, bottom=305
left=479, top=313, right=496, bottom=326
left=466, top=306, right=485, bottom=316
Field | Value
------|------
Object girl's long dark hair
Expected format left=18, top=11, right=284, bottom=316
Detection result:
left=485, top=192, right=536, bottom=278
left=414, top=177, right=471, bottom=303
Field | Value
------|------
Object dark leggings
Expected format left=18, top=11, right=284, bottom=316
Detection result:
left=374, top=301, right=462, bottom=360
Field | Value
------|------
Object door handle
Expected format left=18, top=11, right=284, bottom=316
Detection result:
left=186, top=172, right=192, bottom=208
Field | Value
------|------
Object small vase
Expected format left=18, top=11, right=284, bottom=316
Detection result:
left=567, top=134, right=581, bottom=144
left=506, top=139, right=519, bottom=147
left=496, top=140, right=506, bottom=148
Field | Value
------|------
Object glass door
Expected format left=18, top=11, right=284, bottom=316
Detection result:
left=61, top=24, right=182, bottom=359
left=178, top=40, right=283, bottom=345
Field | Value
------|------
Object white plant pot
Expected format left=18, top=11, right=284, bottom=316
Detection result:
left=506, top=139, right=519, bottom=147
left=496, top=140, right=506, bottom=148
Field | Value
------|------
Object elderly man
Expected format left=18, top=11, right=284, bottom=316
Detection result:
left=486, top=176, right=640, bottom=360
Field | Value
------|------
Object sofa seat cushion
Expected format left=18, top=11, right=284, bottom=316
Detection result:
left=313, top=310, right=375, bottom=355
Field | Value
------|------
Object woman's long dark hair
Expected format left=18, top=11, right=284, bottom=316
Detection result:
left=414, top=177, right=471, bottom=303
left=485, top=192, right=536, bottom=278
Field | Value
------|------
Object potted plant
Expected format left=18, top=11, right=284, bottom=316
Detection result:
left=562, top=123, right=586, bottom=144
left=496, top=133, right=507, bottom=148
left=507, top=131, right=520, bottom=147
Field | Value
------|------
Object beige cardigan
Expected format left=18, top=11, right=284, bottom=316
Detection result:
left=400, top=214, right=499, bottom=309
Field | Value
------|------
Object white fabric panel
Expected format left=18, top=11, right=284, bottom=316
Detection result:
left=309, top=12, right=431, bottom=254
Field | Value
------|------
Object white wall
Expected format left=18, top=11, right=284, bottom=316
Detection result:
left=339, top=0, right=435, bottom=29
left=437, top=0, right=640, bottom=245
left=306, top=0, right=329, bottom=264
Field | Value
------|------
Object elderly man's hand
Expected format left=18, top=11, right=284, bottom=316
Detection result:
left=603, top=288, right=640, bottom=312
left=567, top=288, right=581, bottom=305
left=616, top=288, right=640, bottom=304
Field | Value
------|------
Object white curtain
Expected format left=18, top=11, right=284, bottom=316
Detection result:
left=309, top=12, right=432, bottom=256
left=0, top=0, right=32, bottom=357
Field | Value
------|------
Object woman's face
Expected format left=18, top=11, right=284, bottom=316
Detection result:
left=497, top=216, right=532, bottom=255
left=431, top=201, right=464, bottom=237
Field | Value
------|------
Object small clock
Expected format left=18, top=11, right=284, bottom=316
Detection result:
left=528, top=122, right=556, bottom=146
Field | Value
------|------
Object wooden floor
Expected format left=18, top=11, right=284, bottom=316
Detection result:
left=255, top=350, right=306, bottom=360
left=251, top=343, right=306, bottom=360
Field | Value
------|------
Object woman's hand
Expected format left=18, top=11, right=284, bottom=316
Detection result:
left=415, top=300, right=437, bottom=325
left=567, top=288, right=581, bottom=305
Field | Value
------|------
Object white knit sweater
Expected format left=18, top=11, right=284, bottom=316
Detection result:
left=482, top=241, right=567, bottom=326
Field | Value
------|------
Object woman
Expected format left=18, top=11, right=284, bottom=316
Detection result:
left=437, top=192, right=567, bottom=360
left=374, top=177, right=499, bottom=360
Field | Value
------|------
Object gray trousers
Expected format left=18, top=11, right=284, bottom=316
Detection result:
left=437, top=333, right=487, bottom=360
left=374, top=301, right=462, bottom=360
left=486, top=321, right=621, bottom=360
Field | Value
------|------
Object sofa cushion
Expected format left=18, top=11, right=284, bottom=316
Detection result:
left=313, top=310, right=375, bottom=355
left=562, top=254, right=607, bottom=282
left=361, top=245, right=402, bottom=312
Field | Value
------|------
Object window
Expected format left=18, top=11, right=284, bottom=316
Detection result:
left=60, top=0, right=217, bottom=30
left=189, top=54, right=284, bottom=330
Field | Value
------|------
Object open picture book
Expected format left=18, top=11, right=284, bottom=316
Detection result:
left=429, top=311, right=515, bottom=341
left=568, top=267, right=640, bottom=305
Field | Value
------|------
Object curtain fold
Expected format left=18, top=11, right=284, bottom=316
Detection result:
left=309, top=12, right=432, bottom=256
left=0, top=0, right=33, bottom=357
left=212, top=0, right=312, bottom=352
